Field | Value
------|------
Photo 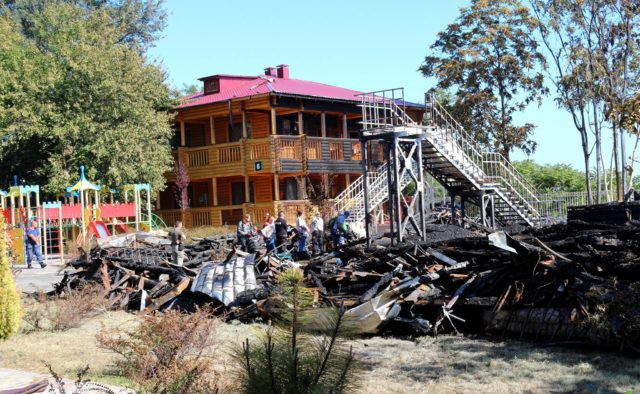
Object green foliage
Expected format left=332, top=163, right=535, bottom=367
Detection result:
left=420, top=0, right=548, bottom=159
left=236, top=268, right=359, bottom=394
left=0, top=2, right=174, bottom=194
left=512, top=160, right=587, bottom=192
left=0, top=217, right=21, bottom=340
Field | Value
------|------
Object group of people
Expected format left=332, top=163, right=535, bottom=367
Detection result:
left=235, top=209, right=352, bottom=259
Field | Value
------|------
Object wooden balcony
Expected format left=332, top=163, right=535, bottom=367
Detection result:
left=168, top=135, right=362, bottom=181
left=305, top=137, right=362, bottom=173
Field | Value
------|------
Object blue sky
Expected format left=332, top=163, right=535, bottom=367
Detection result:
left=148, top=0, right=629, bottom=170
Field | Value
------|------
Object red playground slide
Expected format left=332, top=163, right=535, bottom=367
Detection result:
left=89, top=221, right=111, bottom=238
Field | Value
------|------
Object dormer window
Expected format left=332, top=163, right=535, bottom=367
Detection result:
left=204, top=78, right=219, bottom=94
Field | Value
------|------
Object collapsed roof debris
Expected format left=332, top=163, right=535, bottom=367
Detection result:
left=56, top=218, right=640, bottom=354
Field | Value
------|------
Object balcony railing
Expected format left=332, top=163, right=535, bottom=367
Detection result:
left=172, top=136, right=366, bottom=177
left=249, top=140, right=270, bottom=160
left=217, top=143, right=242, bottom=164
left=306, top=140, right=322, bottom=160
left=187, top=149, right=209, bottom=167
left=277, top=136, right=301, bottom=160
left=329, top=141, right=344, bottom=160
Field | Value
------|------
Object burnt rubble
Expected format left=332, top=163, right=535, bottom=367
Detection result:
left=56, top=220, right=640, bottom=354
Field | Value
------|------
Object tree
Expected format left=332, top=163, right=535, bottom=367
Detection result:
left=0, top=217, right=22, bottom=340
left=1, top=0, right=167, bottom=51
left=0, top=2, right=174, bottom=194
left=173, top=160, right=189, bottom=210
left=513, top=160, right=588, bottom=192
left=420, top=0, right=548, bottom=160
left=181, top=83, right=200, bottom=97
left=531, top=0, right=640, bottom=201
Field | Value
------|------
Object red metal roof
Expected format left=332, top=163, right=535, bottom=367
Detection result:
left=176, top=74, right=364, bottom=109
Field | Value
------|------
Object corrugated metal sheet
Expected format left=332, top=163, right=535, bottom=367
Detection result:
left=190, top=253, right=258, bottom=305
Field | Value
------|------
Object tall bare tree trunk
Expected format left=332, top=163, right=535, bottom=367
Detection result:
left=612, top=123, right=623, bottom=200
left=592, top=101, right=602, bottom=203
left=579, top=129, right=593, bottom=205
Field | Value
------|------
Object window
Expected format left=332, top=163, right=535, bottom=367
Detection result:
left=231, top=182, right=254, bottom=205
left=204, top=79, right=219, bottom=94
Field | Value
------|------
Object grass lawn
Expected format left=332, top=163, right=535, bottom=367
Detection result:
left=1, top=306, right=638, bottom=393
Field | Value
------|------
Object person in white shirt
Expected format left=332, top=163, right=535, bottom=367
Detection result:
left=310, top=211, right=324, bottom=256
left=295, top=210, right=309, bottom=257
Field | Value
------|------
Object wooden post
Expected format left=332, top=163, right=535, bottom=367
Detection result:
left=209, top=116, right=215, bottom=145
left=244, top=175, right=250, bottom=203
left=270, top=108, right=276, bottom=135
left=298, top=111, right=303, bottom=135
left=180, top=121, right=186, bottom=147
left=212, top=178, right=218, bottom=206
left=321, top=112, right=326, bottom=137
left=342, top=114, right=348, bottom=138
left=300, top=176, right=306, bottom=199
left=323, top=174, right=330, bottom=197
left=274, top=174, right=280, bottom=201
left=242, top=111, right=248, bottom=139
left=156, top=192, right=161, bottom=210
left=346, top=174, right=351, bottom=187
left=42, top=205, right=48, bottom=265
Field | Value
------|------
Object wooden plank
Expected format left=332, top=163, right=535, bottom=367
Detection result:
left=148, top=277, right=191, bottom=310
left=100, top=262, right=111, bottom=291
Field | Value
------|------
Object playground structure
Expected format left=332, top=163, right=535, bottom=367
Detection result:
left=1, top=167, right=159, bottom=265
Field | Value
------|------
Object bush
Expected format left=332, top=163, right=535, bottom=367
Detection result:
left=236, top=268, right=360, bottom=394
left=22, top=285, right=109, bottom=332
left=0, top=217, right=22, bottom=340
left=97, top=308, right=220, bottom=393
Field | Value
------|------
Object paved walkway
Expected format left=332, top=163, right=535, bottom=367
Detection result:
left=12, top=259, right=67, bottom=293
left=0, top=368, right=133, bottom=393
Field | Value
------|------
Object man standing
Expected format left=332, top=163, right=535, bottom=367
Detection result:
left=237, top=213, right=256, bottom=253
left=295, top=210, right=309, bottom=258
left=310, top=211, right=324, bottom=256
left=330, top=211, right=350, bottom=248
left=171, top=220, right=186, bottom=266
left=274, top=211, right=288, bottom=253
left=25, top=219, right=46, bottom=269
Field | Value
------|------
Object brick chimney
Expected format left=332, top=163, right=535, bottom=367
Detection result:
left=264, top=66, right=276, bottom=77
left=276, top=64, right=289, bottom=79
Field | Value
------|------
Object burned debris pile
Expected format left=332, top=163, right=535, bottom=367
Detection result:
left=56, top=221, right=640, bottom=353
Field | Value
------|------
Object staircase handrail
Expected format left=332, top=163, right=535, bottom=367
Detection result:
left=482, top=152, right=541, bottom=217
left=425, top=93, right=485, bottom=178
left=332, top=166, right=385, bottom=214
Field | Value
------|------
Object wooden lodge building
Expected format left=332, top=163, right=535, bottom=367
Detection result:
left=155, top=65, right=424, bottom=227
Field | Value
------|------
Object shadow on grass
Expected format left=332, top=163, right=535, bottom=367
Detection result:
left=356, top=334, right=639, bottom=393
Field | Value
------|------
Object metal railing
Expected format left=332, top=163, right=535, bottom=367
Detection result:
left=482, top=153, right=541, bottom=219
left=359, top=88, right=415, bottom=130
left=425, top=93, right=484, bottom=182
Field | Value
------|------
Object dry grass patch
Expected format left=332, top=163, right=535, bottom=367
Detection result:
left=0, top=310, right=137, bottom=380
left=21, top=285, right=110, bottom=332
left=351, top=335, right=640, bottom=393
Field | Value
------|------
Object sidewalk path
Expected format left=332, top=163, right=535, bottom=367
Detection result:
left=12, top=259, right=67, bottom=293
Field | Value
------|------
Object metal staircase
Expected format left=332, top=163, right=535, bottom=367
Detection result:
left=331, top=89, right=541, bottom=233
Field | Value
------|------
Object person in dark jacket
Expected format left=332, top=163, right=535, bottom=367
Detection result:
left=274, top=211, right=288, bottom=253
left=25, top=219, right=46, bottom=269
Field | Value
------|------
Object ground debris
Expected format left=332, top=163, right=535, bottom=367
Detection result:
left=55, top=220, right=640, bottom=353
